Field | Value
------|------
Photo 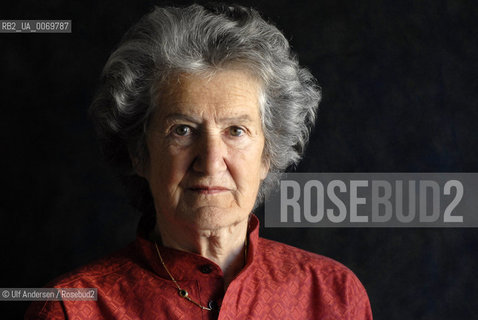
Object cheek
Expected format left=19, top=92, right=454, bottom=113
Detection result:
left=229, top=144, right=265, bottom=187
left=148, top=144, right=193, bottom=191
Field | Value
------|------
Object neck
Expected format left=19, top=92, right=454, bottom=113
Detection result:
left=152, top=216, right=249, bottom=287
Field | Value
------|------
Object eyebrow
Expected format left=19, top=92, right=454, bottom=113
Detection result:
left=164, top=113, right=254, bottom=123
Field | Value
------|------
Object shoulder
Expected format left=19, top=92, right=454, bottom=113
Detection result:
left=45, top=241, right=142, bottom=289
left=255, top=238, right=373, bottom=319
left=25, top=241, right=141, bottom=319
left=257, top=237, right=370, bottom=299
left=258, top=237, right=353, bottom=275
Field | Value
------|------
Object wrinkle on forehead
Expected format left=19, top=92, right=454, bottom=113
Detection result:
left=153, top=69, right=263, bottom=124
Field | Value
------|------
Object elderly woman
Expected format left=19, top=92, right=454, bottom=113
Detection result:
left=26, top=4, right=372, bottom=319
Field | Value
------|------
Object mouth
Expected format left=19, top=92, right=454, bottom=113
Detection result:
left=189, top=185, right=230, bottom=195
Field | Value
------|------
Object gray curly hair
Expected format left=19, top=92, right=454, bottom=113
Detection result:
left=90, top=3, right=320, bottom=217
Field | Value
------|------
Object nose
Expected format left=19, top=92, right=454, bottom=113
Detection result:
left=192, top=132, right=227, bottom=175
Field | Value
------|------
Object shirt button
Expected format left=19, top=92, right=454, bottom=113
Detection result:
left=199, top=264, right=213, bottom=274
left=208, top=300, right=219, bottom=311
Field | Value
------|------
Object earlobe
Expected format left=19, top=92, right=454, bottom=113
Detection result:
left=130, top=155, right=147, bottom=179
left=260, top=159, right=270, bottom=180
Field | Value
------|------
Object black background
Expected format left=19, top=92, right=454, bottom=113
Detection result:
left=1, top=0, right=477, bottom=319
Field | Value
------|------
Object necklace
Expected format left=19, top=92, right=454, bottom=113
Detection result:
left=153, top=235, right=248, bottom=311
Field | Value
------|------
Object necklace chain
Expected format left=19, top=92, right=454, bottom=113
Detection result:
left=153, top=236, right=248, bottom=311
left=154, top=242, right=212, bottom=310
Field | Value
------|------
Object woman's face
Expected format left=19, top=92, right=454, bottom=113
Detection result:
left=142, top=69, right=269, bottom=232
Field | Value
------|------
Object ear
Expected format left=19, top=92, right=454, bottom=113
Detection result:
left=130, top=155, right=148, bottom=179
left=260, top=158, right=270, bottom=180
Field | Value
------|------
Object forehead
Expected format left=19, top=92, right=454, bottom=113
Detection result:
left=155, top=69, right=263, bottom=121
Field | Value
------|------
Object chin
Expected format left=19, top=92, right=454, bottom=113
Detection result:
left=184, top=206, right=249, bottom=230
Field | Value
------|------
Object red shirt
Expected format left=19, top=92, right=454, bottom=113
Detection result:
left=25, top=215, right=372, bottom=319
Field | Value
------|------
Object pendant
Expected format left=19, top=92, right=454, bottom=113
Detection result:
left=178, top=289, right=189, bottom=298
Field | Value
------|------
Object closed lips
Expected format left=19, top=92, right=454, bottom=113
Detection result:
left=189, top=186, right=230, bottom=194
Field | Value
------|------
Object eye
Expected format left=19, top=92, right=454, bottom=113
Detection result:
left=173, top=125, right=192, bottom=136
left=229, top=126, right=245, bottom=137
